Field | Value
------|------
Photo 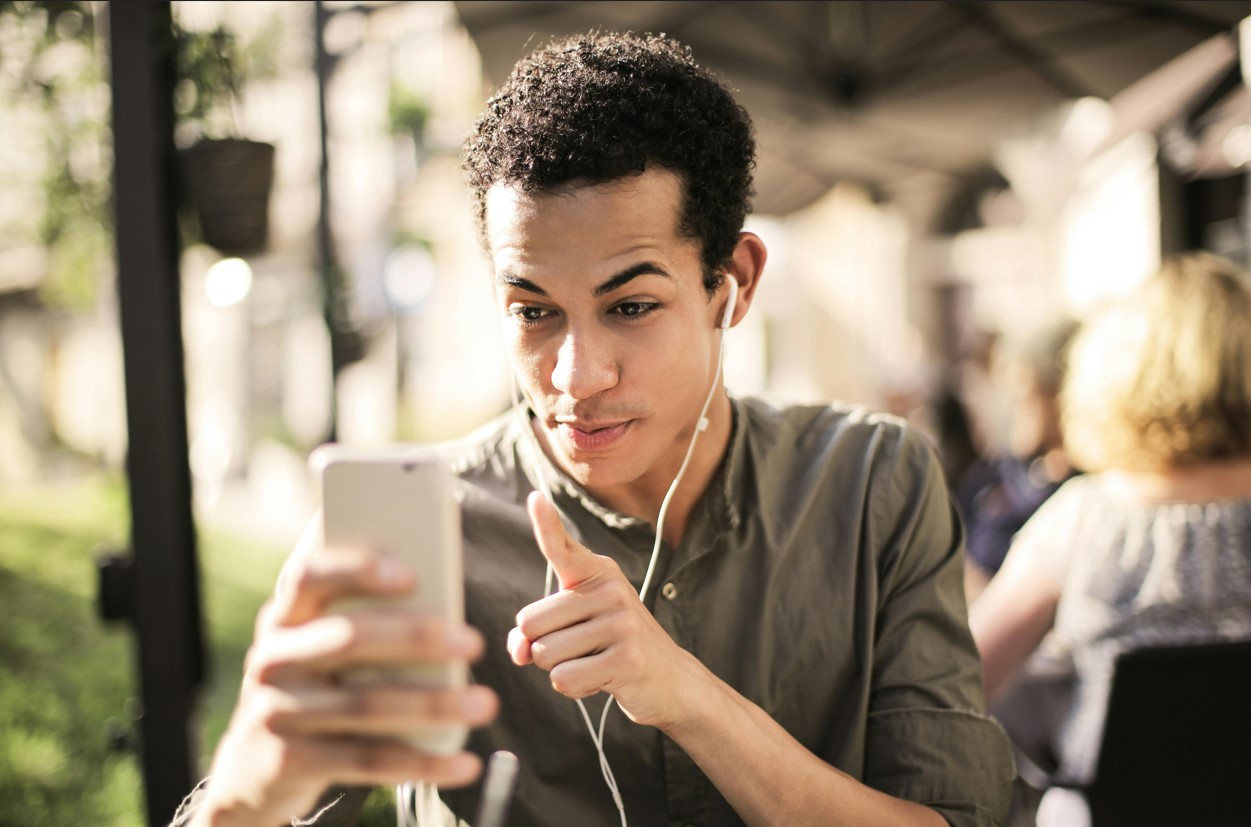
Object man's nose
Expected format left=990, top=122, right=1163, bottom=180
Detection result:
left=550, top=330, right=618, bottom=400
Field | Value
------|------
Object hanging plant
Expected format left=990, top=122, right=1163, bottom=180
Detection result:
left=174, top=20, right=279, bottom=256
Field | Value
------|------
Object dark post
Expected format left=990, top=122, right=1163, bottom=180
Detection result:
left=315, top=0, right=342, bottom=442
left=107, top=2, right=207, bottom=824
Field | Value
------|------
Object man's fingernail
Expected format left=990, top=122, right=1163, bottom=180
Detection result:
left=460, top=688, right=493, bottom=718
left=376, top=557, right=414, bottom=587
left=444, top=751, right=479, bottom=780
left=449, top=625, right=481, bottom=653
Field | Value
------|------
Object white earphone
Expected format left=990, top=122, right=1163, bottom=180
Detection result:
left=720, top=276, right=739, bottom=330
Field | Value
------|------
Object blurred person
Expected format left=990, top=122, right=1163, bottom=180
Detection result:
left=179, top=32, right=1012, bottom=827
left=933, top=381, right=981, bottom=488
left=889, top=374, right=980, bottom=490
left=970, top=252, right=1251, bottom=818
left=949, top=327, right=1001, bottom=471
left=958, top=319, right=1080, bottom=603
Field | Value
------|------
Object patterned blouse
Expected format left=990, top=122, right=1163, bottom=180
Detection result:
left=1007, top=473, right=1251, bottom=782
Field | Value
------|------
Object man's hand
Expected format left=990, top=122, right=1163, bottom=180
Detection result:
left=507, top=492, right=704, bottom=730
left=190, top=518, right=498, bottom=827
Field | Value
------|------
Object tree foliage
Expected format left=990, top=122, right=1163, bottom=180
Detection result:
left=0, top=0, right=110, bottom=311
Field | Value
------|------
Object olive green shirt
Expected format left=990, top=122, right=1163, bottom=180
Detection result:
left=196, top=397, right=1013, bottom=826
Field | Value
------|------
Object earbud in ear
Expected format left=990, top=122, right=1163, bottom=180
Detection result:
left=720, top=277, right=739, bottom=330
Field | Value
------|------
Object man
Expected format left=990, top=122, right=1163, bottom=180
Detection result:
left=182, top=32, right=1012, bottom=827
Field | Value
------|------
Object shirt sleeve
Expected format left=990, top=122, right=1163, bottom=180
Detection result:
left=863, top=424, right=1015, bottom=826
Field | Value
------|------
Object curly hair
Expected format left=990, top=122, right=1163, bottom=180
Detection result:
left=1062, top=252, right=1251, bottom=471
left=462, top=31, right=756, bottom=291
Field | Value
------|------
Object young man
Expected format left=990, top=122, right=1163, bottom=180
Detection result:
left=183, top=32, right=1012, bottom=827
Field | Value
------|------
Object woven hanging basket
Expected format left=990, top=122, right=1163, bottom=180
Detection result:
left=181, top=138, right=276, bottom=256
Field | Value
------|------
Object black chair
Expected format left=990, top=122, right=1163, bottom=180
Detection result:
left=1072, top=639, right=1251, bottom=826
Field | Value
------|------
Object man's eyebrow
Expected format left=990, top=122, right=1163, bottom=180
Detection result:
left=497, top=274, right=548, bottom=296
left=593, top=262, right=671, bottom=297
left=497, top=263, right=672, bottom=299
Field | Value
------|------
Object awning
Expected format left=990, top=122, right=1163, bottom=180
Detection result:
left=454, top=1, right=1251, bottom=229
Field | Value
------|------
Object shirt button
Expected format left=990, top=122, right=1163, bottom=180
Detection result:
left=661, top=582, right=678, bottom=601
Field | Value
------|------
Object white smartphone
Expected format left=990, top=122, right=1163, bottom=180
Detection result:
left=310, top=444, right=468, bottom=755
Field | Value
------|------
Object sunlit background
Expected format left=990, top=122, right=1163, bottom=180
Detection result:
left=4, top=2, right=1251, bottom=824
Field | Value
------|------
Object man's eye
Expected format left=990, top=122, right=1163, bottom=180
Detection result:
left=510, top=305, right=549, bottom=323
left=613, top=302, right=658, bottom=319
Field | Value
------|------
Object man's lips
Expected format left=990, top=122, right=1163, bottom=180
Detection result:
left=554, top=419, right=633, bottom=451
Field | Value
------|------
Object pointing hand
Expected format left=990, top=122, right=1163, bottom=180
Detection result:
left=507, top=492, right=705, bottom=730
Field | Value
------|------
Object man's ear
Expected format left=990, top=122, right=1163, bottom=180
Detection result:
left=721, top=231, right=766, bottom=328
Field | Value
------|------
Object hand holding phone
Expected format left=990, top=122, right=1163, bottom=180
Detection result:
left=311, top=444, right=468, bottom=756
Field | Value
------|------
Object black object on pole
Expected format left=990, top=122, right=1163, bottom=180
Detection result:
left=107, top=2, right=207, bottom=824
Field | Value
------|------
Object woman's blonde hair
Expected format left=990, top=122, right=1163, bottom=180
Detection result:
left=1062, top=252, right=1251, bottom=472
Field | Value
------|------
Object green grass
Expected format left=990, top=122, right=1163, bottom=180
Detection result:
left=0, top=474, right=396, bottom=826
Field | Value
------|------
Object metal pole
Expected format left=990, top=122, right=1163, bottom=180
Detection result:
left=315, top=0, right=342, bottom=442
left=107, top=2, right=206, bottom=823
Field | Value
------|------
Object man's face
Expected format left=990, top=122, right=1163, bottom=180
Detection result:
left=486, top=169, right=723, bottom=495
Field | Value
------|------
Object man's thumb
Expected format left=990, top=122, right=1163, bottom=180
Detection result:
left=527, top=490, right=599, bottom=589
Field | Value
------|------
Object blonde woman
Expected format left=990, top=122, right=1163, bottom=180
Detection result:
left=970, top=252, right=1251, bottom=794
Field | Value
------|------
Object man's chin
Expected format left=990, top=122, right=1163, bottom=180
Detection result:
left=544, top=441, right=649, bottom=495
left=552, top=447, right=633, bottom=486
